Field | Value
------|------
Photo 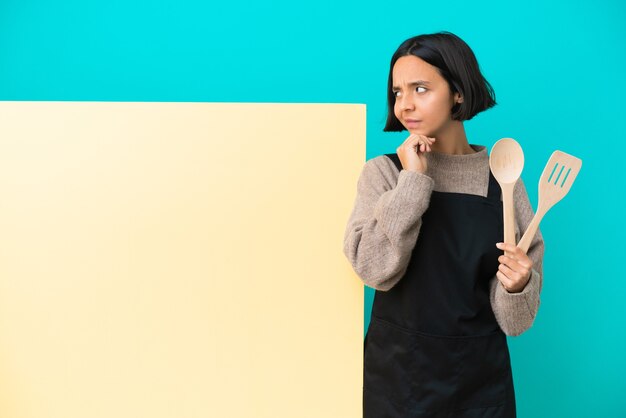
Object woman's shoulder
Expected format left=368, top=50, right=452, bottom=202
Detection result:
left=513, top=176, right=530, bottom=202
left=368, top=154, right=401, bottom=173
left=367, top=154, right=403, bottom=180
left=363, top=153, right=435, bottom=191
left=355, top=154, right=403, bottom=192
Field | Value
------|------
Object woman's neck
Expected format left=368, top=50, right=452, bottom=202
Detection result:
left=428, top=120, right=475, bottom=155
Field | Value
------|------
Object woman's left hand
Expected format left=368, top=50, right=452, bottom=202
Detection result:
left=495, top=242, right=533, bottom=293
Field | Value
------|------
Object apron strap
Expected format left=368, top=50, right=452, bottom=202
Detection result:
left=487, top=170, right=502, bottom=201
left=384, top=153, right=403, bottom=172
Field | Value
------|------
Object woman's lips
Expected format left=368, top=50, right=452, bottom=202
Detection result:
left=406, top=120, right=422, bottom=127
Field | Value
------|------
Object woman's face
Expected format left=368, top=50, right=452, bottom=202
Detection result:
left=392, top=55, right=462, bottom=137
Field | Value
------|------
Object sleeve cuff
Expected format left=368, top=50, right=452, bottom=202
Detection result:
left=395, top=169, right=434, bottom=205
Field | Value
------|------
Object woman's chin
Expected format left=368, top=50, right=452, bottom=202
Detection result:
left=408, top=127, right=428, bottom=136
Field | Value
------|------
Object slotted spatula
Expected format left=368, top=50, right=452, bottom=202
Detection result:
left=517, top=150, right=582, bottom=253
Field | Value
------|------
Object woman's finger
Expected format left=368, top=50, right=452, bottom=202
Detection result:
left=420, top=136, right=435, bottom=146
left=496, top=271, right=514, bottom=289
left=403, top=134, right=420, bottom=145
left=496, top=242, right=532, bottom=268
left=498, top=263, right=521, bottom=281
left=405, top=134, right=435, bottom=145
left=498, top=255, right=530, bottom=276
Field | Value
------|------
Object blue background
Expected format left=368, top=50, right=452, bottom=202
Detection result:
left=1, top=1, right=625, bottom=416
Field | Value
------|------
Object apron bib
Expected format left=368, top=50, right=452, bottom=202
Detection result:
left=363, top=153, right=516, bottom=417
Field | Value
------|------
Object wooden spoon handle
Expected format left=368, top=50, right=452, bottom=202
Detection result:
left=517, top=209, right=545, bottom=253
left=502, top=184, right=516, bottom=256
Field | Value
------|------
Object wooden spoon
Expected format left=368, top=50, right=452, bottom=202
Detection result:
left=517, top=150, right=582, bottom=253
left=489, top=138, right=525, bottom=257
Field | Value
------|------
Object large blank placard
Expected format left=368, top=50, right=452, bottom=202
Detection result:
left=0, top=101, right=365, bottom=417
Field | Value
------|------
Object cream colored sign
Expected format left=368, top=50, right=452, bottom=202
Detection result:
left=0, top=101, right=365, bottom=417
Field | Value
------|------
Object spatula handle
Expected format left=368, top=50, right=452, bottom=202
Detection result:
left=517, top=209, right=545, bottom=253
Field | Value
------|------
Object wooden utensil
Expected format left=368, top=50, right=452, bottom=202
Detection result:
left=517, top=150, right=582, bottom=253
left=489, top=138, right=525, bottom=257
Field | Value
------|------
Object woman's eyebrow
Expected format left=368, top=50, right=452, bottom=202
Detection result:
left=392, top=80, right=432, bottom=89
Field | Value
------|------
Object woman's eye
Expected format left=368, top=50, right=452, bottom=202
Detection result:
left=393, top=87, right=426, bottom=97
left=393, top=86, right=427, bottom=97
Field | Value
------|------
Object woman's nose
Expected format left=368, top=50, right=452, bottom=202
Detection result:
left=398, top=95, right=415, bottom=111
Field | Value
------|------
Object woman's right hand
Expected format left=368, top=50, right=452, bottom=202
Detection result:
left=396, top=134, right=436, bottom=174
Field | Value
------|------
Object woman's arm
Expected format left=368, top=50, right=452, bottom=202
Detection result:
left=490, top=177, right=546, bottom=336
left=343, top=155, right=434, bottom=291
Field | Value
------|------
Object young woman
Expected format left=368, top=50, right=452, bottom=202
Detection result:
left=343, top=32, right=545, bottom=417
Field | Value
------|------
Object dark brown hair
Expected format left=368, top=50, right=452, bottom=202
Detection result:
left=384, top=31, right=497, bottom=131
